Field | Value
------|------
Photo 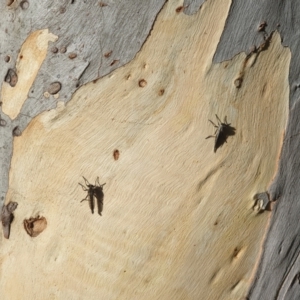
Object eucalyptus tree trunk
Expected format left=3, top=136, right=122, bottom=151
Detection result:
left=0, top=1, right=297, bottom=299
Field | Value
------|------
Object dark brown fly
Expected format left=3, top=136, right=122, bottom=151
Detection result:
left=206, top=114, right=235, bottom=152
left=79, top=177, right=106, bottom=215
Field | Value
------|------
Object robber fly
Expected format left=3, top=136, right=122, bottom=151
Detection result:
left=79, top=177, right=106, bottom=215
left=206, top=114, right=234, bottom=152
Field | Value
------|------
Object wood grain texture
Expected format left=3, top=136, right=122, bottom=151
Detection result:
left=0, top=0, right=290, bottom=299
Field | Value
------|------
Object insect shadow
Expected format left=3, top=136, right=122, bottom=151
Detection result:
left=79, top=177, right=106, bottom=215
left=206, top=114, right=236, bottom=152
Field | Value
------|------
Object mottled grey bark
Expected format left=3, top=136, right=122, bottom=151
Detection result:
left=0, top=0, right=166, bottom=208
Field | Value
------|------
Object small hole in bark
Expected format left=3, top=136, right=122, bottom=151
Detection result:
left=20, top=1, right=29, bottom=9
left=110, top=59, right=119, bottom=66
left=24, top=216, right=47, bottom=237
left=233, top=247, right=239, bottom=258
left=104, top=51, right=112, bottom=58
left=234, top=78, right=243, bottom=88
left=60, top=47, right=67, bottom=53
left=4, top=56, right=10, bottom=62
left=158, top=89, right=165, bottom=96
left=138, top=79, right=147, bottom=87
left=68, top=53, right=77, bottom=59
left=176, top=6, right=184, bottom=13
left=113, top=149, right=120, bottom=160
left=51, top=47, right=58, bottom=53
left=48, top=82, right=62, bottom=94
left=4, top=69, right=18, bottom=87
left=12, top=126, right=21, bottom=136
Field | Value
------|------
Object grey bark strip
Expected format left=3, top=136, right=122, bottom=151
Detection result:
left=213, top=1, right=300, bottom=299
left=183, top=0, right=206, bottom=15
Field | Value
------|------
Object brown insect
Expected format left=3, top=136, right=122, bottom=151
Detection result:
left=79, top=177, right=105, bottom=215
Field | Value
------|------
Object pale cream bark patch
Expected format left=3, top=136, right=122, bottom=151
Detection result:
left=1, top=29, right=57, bottom=119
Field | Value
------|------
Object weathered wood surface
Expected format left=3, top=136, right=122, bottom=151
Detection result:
left=0, top=0, right=296, bottom=299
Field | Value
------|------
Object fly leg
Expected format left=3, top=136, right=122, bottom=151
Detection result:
left=209, top=119, right=218, bottom=128
left=215, top=114, right=222, bottom=125
left=80, top=195, right=89, bottom=202
left=95, top=177, right=106, bottom=188
left=79, top=182, right=88, bottom=191
left=82, top=176, right=91, bottom=186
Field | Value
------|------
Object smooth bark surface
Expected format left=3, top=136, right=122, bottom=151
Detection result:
left=0, top=0, right=297, bottom=299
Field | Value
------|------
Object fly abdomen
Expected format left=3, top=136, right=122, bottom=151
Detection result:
left=89, top=191, right=95, bottom=214
left=79, top=177, right=105, bottom=215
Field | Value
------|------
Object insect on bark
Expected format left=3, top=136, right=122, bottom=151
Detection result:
left=79, top=177, right=106, bottom=215
left=206, top=114, right=235, bottom=152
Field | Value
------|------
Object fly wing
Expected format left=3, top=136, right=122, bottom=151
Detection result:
left=94, top=187, right=104, bottom=216
left=214, top=125, right=230, bottom=152
left=88, top=192, right=95, bottom=214
left=214, top=128, right=223, bottom=152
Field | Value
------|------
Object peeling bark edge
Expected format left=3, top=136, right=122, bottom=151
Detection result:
left=1, top=202, right=18, bottom=239
left=0, top=1, right=167, bottom=208
left=213, top=1, right=300, bottom=299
